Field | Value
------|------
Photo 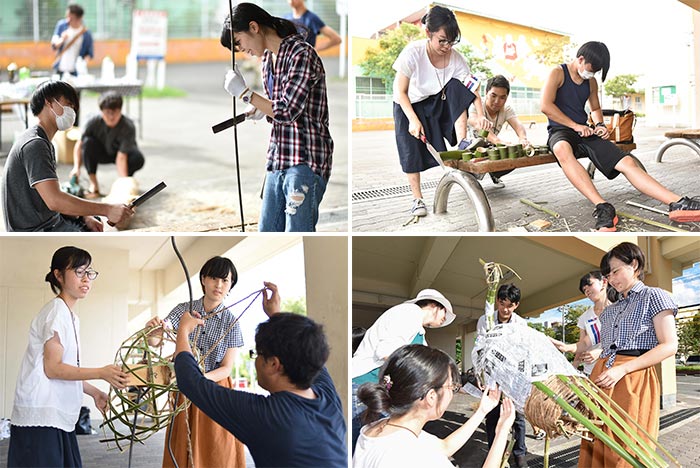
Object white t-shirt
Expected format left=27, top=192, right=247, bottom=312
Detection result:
left=352, top=302, right=426, bottom=378
left=54, top=26, right=84, bottom=73
left=471, top=102, right=517, bottom=137
left=353, top=419, right=454, bottom=468
left=476, top=311, right=527, bottom=337
left=11, top=298, right=83, bottom=432
left=577, top=306, right=603, bottom=375
left=392, top=40, right=471, bottom=104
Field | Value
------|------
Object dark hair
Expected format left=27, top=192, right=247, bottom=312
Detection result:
left=578, top=270, right=619, bottom=303
left=576, top=41, right=610, bottom=82
left=30, top=80, right=79, bottom=116
left=421, top=5, right=460, bottom=43
left=98, top=91, right=123, bottom=111
left=414, top=299, right=443, bottom=310
left=68, top=4, right=84, bottom=18
left=255, top=313, right=329, bottom=388
left=600, top=242, right=645, bottom=280
left=497, top=283, right=521, bottom=304
left=357, top=344, right=459, bottom=424
left=486, top=75, right=511, bottom=94
left=45, top=246, right=92, bottom=294
left=220, top=3, right=299, bottom=51
left=352, top=326, right=366, bottom=355
left=199, top=256, right=238, bottom=293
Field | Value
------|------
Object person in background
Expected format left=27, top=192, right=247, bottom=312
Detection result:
left=467, top=75, right=529, bottom=147
left=286, top=0, right=342, bottom=51
left=70, top=91, right=144, bottom=198
left=51, top=3, right=94, bottom=77
left=7, top=246, right=127, bottom=467
left=578, top=242, right=678, bottom=467
left=1, top=80, right=133, bottom=232
left=476, top=283, right=529, bottom=468
left=551, top=270, right=617, bottom=376
left=353, top=344, right=515, bottom=468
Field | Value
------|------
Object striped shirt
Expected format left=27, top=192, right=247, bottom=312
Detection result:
left=599, top=281, right=677, bottom=368
left=166, top=297, right=244, bottom=372
left=261, top=33, right=333, bottom=180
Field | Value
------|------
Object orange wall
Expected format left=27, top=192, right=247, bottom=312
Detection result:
left=0, top=38, right=345, bottom=70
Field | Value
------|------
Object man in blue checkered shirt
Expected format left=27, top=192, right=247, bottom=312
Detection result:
left=145, top=255, right=247, bottom=467
left=221, top=4, right=333, bottom=232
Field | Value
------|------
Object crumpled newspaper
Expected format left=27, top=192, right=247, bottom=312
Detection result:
left=468, top=323, right=580, bottom=411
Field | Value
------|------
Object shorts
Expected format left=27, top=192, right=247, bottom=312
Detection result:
left=547, top=127, right=628, bottom=180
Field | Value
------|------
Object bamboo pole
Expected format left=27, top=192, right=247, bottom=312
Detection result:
left=617, top=211, right=689, bottom=232
left=519, top=198, right=561, bottom=218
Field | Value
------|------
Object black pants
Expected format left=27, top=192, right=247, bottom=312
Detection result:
left=81, top=135, right=145, bottom=176
left=485, top=402, right=527, bottom=457
left=7, top=425, right=82, bottom=467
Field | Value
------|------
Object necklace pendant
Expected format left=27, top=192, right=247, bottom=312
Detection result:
left=441, top=91, right=446, bottom=101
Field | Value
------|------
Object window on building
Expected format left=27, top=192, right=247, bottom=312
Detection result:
left=356, top=76, right=388, bottom=95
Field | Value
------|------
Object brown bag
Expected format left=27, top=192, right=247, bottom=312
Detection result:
left=589, top=109, right=636, bottom=143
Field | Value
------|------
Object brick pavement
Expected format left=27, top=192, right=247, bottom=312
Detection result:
left=351, top=123, right=700, bottom=232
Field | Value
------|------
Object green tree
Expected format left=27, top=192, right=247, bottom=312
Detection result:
left=360, top=23, right=423, bottom=92
left=532, top=36, right=574, bottom=67
left=281, top=297, right=306, bottom=316
left=528, top=321, right=556, bottom=338
left=454, top=43, right=493, bottom=79
left=678, top=315, right=700, bottom=356
left=604, top=74, right=640, bottom=99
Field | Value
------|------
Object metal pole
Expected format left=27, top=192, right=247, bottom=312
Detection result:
left=32, top=0, right=39, bottom=43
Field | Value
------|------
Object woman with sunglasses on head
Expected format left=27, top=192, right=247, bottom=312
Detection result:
left=392, top=4, right=491, bottom=218
left=353, top=344, right=515, bottom=468
left=145, top=256, right=246, bottom=468
left=551, top=270, right=618, bottom=377
left=8, top=246, right=127, bottom=467
left=578, top=242, right=678, bottom=468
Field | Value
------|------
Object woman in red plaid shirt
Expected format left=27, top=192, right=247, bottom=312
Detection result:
left=221, top=2, right=332, bottom=232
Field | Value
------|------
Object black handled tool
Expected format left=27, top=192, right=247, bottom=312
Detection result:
left=212, top=113, right=246, bottom=134
left=107, top=181, right=167, bottom=227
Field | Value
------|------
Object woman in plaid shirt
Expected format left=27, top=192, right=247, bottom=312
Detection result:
left=221, top=3, right=332, bottom=232
left=579, top=242, right=678, bottom=468
left=146, top=256, right=245, bottom=467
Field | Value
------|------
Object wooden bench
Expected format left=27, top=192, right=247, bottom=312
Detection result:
left=655, top=129, right=700, bottom=162
left=433, top=143, right=637, bottom=231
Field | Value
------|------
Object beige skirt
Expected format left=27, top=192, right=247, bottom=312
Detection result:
left=162, top=376, right=246, bottom=468
left=578, top=355, right=660, bottom=468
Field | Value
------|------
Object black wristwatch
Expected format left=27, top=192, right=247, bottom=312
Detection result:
left=595, top=122, right=607, bottom=128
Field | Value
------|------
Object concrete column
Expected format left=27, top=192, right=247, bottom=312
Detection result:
left=693, top=10, right=700, bottom=126
left=643, top=237, right=678, bottom=409
left=303, top=236, right=348, bottom=416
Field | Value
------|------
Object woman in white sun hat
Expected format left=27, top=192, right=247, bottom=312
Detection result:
left=351, top=289, right=455, bottom=451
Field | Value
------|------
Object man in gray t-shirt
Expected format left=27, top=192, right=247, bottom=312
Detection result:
left=70, top=91, right=144, bottom=197
left=2, top=81, right=133, bottom=231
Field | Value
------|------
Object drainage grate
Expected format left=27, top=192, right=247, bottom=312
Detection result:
left=527, top=407, right=700, bottom=468
left=352, top=180, right=440, bottom=202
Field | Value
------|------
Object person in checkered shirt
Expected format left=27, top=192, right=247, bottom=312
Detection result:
left=579, top=242, right=678, bottom=468
left=145, top=256, right=246, bottom=468
left=221, top=3, right=333, bottom=232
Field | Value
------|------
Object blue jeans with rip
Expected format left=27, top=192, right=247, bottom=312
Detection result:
left=259, top=164, right=327, bottom=232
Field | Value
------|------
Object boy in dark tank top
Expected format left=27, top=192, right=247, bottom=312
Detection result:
left=541, top=41, right=700, bottom=231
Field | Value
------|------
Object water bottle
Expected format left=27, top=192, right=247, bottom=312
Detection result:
left=101, top=56, right=115, bottom=81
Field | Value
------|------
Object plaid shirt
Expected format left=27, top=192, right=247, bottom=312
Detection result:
left=599, top=281, right=677, bottom=368
left=166, top=297, right=244, bottom=372
left=261, top=33, right=333, bottom=180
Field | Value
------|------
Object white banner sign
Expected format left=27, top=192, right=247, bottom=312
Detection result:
left=131, top=10, right=168, bottom=60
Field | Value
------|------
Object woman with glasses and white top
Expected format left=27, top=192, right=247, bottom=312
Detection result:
left=353, top=344, right=515, bottom=468
left=392, top=4, right=492, bottom=218
left=8, top=246, right=128, bottom=467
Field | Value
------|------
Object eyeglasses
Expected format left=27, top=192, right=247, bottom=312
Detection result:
left=438, top=383, right=462, bottom=394
left=249, top=349, right=258, bottom=359
left=432, top=34, right=459, bottom=47
left=74, top=268, right=99, bottom=280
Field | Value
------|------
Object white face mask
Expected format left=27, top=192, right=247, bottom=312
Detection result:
left=578, top=69, right=596, bottom=80
left=50, top=100, right=76, bottom=131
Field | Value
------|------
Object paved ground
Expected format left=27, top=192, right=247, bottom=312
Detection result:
left=423, top=373, right=700, bottom=467
left=352, top=122, right=700, bottom=232
left=0, top=58, right=348, bottom=232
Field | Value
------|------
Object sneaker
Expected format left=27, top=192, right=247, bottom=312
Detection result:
left=669, top=196, right=700, bottom=222
left=411, top=198, right=428, bottom=217
left=512, top=455, right=529, bottom=468
left=457, top=138, right=471, bottom=151
left=490, top=174, right=505, bottom=188
left=593, top=202, right=618, bottom=231
left=535, top=429, right=546, bottom=440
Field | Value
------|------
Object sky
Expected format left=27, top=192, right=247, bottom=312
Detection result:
left=350, top=0, right=695, bottom=81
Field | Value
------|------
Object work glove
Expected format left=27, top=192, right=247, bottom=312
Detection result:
left=244, top=104, right=266, bottom=121
left=224, top=64, right=253, bottom=103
